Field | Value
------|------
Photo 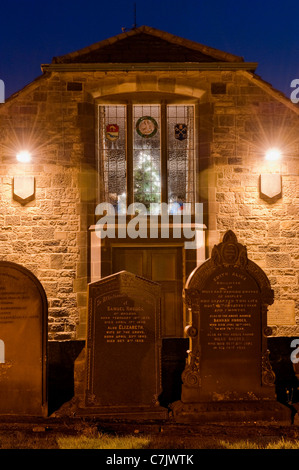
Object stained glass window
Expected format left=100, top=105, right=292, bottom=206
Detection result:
left=133, top=105, right=161, bottom=210
left=99, top=105, right=126, bottom=212
left=99, top=103, right=195, bottom=213
left=167, top=105, right=194, bottom=209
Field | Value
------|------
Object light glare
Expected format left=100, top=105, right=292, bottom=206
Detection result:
left=265, top=148, right=281, bottom=161
left=16, top=151, right=31, bottom=163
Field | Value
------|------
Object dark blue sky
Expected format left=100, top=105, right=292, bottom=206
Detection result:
left=0, top=0, right=298, bottom=99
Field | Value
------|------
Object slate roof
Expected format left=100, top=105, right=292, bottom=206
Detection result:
left=52, top=25, right=244, bottom=64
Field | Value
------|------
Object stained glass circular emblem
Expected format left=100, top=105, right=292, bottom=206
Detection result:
left=136, top=116, right=158, bottom=138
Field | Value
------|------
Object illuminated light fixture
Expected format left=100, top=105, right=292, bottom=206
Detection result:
left=13, top=176, right=35, bottom=204
left=260, top=173, right=282, bottom=199
left=16, top=150, right=31, bottom=163
left=260, top=147, right=282, bottom=199
left=265, top=148, right=281, bottom=161
left=14, top=150, right=35, bottom=203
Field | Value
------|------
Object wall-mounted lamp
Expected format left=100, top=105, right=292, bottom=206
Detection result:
left=260, top=147, right=282, bottom=200
left=13, top=151, right=35, bottom=204
left=265, top=148, right=281, bottom=162
left=16, top=150, right=32, bottom=163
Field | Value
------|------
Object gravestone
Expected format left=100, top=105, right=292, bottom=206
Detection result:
left=0, top=261, right=48, bottom=416
left=84, top=271, right=167, bottom=418
left=172, top=231, right=291, bottom=423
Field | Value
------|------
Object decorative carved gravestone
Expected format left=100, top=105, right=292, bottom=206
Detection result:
left=172, top=231, right=291, bottom=423
left=84, top=271, right=167, bottom=419
left=0, top=261, right=48, bottom=416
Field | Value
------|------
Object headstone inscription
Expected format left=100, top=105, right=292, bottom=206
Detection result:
left=172, top=230, right=291, bottom=423
left=85, top=271, right=167, bottom=418
left=0, top=261, right=48, bottom=416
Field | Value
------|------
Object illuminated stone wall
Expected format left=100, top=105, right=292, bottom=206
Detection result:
left=198, top=72, right=299, bottom=337
left=0, top=74, right=97, bottom=340
left=0, top=66, right=298, bottom=339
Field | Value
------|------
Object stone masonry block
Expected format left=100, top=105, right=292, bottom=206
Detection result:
left=266, top=253, right=291, bottom=268
left=32, top=226, right=55, bottom=240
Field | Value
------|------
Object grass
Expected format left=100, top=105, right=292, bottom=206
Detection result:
left=219, top=437, right=299, bottom=449
left=57, top=433, right=150, bottom=449
left=0, top=430, right=299, bottom=449
left=55, top=433, right=299, bottom=450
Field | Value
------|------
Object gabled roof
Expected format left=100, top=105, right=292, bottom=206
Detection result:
left=5, top=25, right=299, bottom=116
left=52, top=25, right=244, bottom=64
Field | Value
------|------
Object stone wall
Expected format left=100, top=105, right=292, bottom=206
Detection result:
left=0, top=74, right=97, bottom=340
left=201, top=71, right=299, bottom=336
left=0, top=67, right=298, bottom=339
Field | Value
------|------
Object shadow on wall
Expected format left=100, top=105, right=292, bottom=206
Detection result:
left=48, top=341, right=85, bottom=415
left=159, top=339, right=188, bottom=408
left=268, top=337, right=299, bottom=418
left=47, top=337, right=299, bottom=416
left=47, top=339, right=188, bottom=415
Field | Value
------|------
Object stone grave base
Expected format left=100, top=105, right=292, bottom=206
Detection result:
left=75, top=405, right=169, bottom=420
left=171, top=400, right=292, bottom=425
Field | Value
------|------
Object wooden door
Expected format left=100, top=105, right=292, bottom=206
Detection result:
left=112, top=247, right=183, bottom=337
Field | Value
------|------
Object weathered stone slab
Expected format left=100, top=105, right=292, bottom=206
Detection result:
left=268, top=300, right=296, bottom=326
left=0, top=261, right=48, bottom=416
left=84, top=271, right=167, bottom=419
left=172, top=230, right=291, bottom=424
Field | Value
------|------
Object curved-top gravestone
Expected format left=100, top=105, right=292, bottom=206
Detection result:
left=172, top=230, right=291, bottom=424
left=0, top=262, right=48, bottom=416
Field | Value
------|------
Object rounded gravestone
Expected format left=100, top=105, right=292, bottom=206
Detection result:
left=0, top=262, right=48, bottom=416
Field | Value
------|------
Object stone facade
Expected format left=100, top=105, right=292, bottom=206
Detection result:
left=199, top=73, right=299, bottom=337
left=0, top=26, right=298, bottom=341
left=0, top=75, right=96, bottom=340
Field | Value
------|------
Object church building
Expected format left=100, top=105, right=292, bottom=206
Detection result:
left=0, top=26, right=298, bottom=412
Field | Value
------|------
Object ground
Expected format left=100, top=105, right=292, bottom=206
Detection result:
left=0, top=416, right=299, bottom=449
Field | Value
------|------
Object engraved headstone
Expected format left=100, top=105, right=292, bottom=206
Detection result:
left=172, top=231, right=291, bottom=423
left=0, top=261, right=48, bottom=416
left=85, top=271, right=166, bottom=418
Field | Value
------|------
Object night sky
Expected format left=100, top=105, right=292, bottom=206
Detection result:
left=0, top=0, right=298, bottom=100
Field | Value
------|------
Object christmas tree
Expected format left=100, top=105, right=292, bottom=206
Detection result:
left=134, top=151, right=160, bottom=209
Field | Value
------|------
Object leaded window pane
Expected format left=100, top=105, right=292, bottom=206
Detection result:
left=133, top=105, right=161, bottom=210
left=99, top=105, right=126, bottom=212
left=167, top=105, right=194, bottom=209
